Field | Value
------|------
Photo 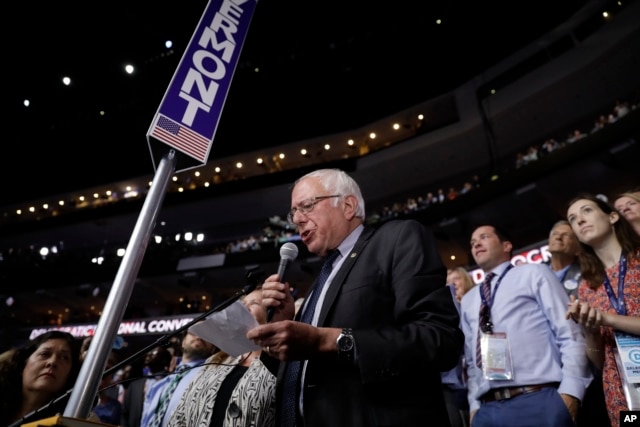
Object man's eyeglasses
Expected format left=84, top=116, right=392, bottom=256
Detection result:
left=287, top=195, right=341, bottom=223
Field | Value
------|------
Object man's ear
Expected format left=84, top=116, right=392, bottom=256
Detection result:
left=503, top=240, right=513, bottom=254
left=342, top=195, right=358, bottom=219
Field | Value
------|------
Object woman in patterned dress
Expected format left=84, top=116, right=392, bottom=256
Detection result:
left=166, top=288, right=276, bottom=427
left=566, top=194, right=640, bottom=427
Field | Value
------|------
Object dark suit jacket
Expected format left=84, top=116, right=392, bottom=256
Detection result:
left=121, top=378, right=145, bottom=427
left=275, top=219, right=464, bottom=427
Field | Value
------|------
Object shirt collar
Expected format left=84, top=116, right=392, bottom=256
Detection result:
left=336, top=224, right=364, bottom=258
left=489, top=260, right=513, bottom=278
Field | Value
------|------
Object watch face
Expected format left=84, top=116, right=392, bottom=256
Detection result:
left=338, top=334, right=354, bottom=351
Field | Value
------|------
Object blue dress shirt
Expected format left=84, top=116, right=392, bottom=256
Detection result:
left=460, top=261, right=592, bottom=413
left=140, top=358, right=208, bottom=427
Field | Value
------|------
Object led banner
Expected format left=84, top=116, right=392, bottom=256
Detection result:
left=468, top=242, right=551, bottom=284
left=147, top=0, right=258, bottom=172
left=26, top=313, right=200, bottom=341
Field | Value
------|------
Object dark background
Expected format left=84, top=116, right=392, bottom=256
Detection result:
left=6, top=0, right=590, bottom=203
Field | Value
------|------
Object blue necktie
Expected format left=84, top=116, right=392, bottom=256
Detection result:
left=280, top=249, right=340, bottom=427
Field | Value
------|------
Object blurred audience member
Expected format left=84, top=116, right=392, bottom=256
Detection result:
left=441, top=267, right=476, bottom=427
left=540, top=138, right=560, bottom=155
left=448, top=266, right=477, bottom=303
left=614, top=99, right=630, bottom=118
left=141, top=330, right=217, bottom=427
left=116, top=360, right=145, bottom=405
left=523, top=145, right=539, bottom=164
left=122, top=345, right=172, bottom=427
left=166, top=335, right=183, bottom=373
left=566, top=128, right=587, bottom=144
left=94, top=351, right=123, bottom=424
left=614, top=191, right=640, bottom=236
left=590, top=114, right=609, bottom=134
left=447, top=187, right=459, bottom=201
left=546, top=220, right=582, bottom=298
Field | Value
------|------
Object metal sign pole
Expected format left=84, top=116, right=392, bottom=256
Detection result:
left=64, top=150, right=177, bottom=418
left=62, top=0, right=257, bottom=418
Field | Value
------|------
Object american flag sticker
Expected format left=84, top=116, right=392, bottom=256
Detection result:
left=150, top=114, right=210, bottom=162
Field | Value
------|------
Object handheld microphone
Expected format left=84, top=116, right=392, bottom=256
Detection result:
left=267, top=242, right=299, bottom=321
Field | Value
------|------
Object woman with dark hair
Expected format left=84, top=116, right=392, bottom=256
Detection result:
left=566, top=193, right=640, bottom=427
left=0, top=331, right=82, bottom=426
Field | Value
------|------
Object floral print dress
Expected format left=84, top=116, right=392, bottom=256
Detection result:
left=578, top=254, right=640, bottom=427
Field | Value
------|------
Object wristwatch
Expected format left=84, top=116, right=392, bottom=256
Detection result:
left=336, top=328, right=354, bottom=362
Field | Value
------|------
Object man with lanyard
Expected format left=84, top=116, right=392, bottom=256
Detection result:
left=460, top=224, right=592, bottom=427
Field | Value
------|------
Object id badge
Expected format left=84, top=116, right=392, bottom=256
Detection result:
left=480, top=331, right=514, bottom=380
left=614, top=331, right=640, bottom=409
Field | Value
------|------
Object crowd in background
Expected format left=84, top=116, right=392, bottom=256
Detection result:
left=2, top=185, right=638, bottom=427
left=217, top=95, right=639, bottom=256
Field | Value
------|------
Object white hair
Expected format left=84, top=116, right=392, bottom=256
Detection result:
left=295, top=169, right=366, bottom=218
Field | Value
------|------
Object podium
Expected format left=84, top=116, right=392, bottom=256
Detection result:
left=21, top=415, right=118, bottom=427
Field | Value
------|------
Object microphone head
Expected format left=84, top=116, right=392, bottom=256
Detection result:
left=279, top=242, right=299, bottom=261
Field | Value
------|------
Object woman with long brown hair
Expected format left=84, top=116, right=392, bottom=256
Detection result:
left=566, top=193, right=640, bottom=427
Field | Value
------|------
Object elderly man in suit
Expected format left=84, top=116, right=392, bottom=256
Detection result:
left=248, top=168, right=463, bottom=427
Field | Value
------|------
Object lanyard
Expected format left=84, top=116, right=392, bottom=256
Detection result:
left=603, top=254, right=627, bottom=315
left=479, top=263, right=514, bottom=308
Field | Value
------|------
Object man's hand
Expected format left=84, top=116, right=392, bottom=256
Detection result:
left=261, top=273, right=295, bottom=322
left=560, top=393, right=580, bottom=423
left=469, top=409, right=478, bottom=425
left=566, top=295, right=605, bottom=331
left=247, top=321, right=341, bottom=361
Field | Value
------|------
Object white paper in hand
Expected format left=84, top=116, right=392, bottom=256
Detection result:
left=189, top=300, right=261, bottom=356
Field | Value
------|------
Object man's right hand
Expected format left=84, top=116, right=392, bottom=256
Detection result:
left=469, top=409, right=478, bottom=426
left=262, top=274, right=295, bottom=322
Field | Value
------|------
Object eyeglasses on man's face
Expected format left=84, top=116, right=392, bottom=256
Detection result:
left=287, top=195, right=341, bottom=223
